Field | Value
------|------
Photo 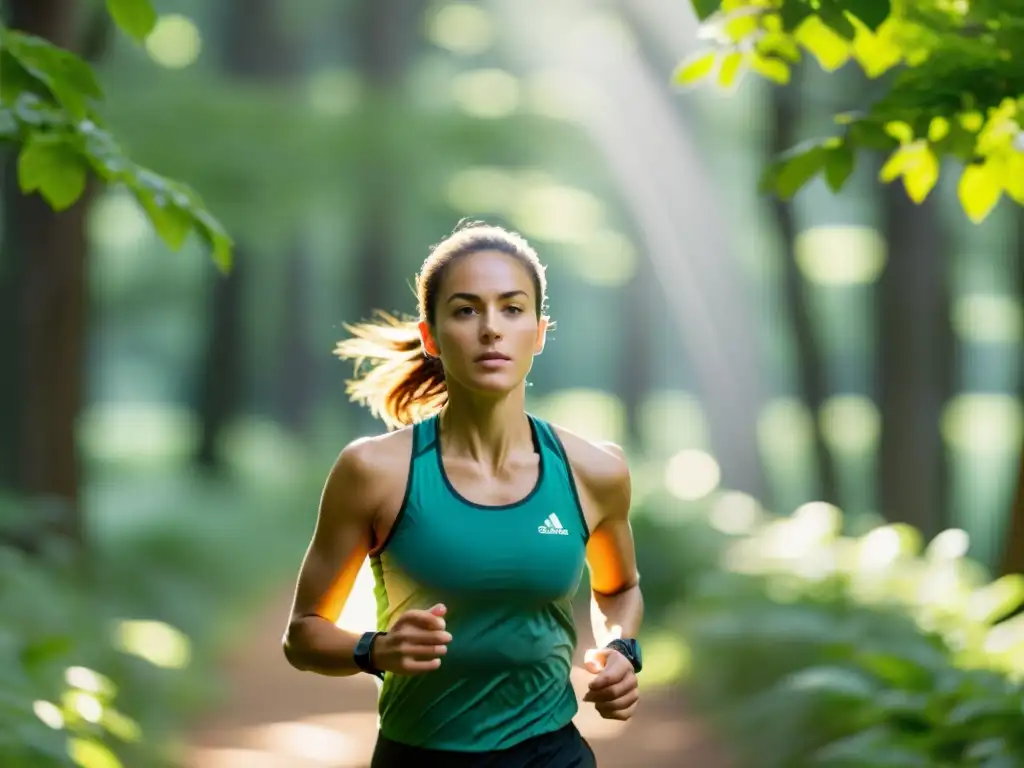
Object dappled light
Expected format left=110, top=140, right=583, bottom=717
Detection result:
left=306, top=70, right=361, bottom=116
left=665, top=450, right=721, bottom=501
left=426, top=2, right=495, bottom=56
left=509, top=182, right=606, bottom=243
left=145, top=15, right=202, bottom=70
left=941, top=393, right=1023, bottom=453
left=113, top=619, right=191, bottom=670
left=953, top=293, right=1023, bottom=344
left=531, top=389, right=626, bottom=444
left=819, top=394, right=880, bottom=454
left=708, top=491, right=763, bottom=535
left=451, top=68, right=521, bottom=118
left=794, top=225, right=886, bottom=285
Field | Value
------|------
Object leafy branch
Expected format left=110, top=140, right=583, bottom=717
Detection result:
left=0, top=0, right=233, bottom=269
left=679, top=0, right=1024, bottom=221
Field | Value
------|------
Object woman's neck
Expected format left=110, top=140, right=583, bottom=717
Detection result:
left=439, top=385, right=531, bottom=470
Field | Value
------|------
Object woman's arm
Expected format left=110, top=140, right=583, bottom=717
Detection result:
left=557, top=431, right=643, bottom=720
left=580, top=442, right=643, bottom=647
left=554, top=431, right=644, bottom=645
left=282, top=437, right=392, bottom=677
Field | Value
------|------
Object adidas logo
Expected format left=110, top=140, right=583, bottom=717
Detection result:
left=538, top=513, right=569, bottom=536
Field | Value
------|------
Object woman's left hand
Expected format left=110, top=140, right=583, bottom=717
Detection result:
left=582, top=647, right=639, bottom=721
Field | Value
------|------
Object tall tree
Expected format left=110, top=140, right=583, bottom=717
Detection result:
left=999, top=211, right=1024, bottom=575
left=348, top=0, right=424, bottom=432
left=770, top=78, right=840, bottom=506
left=619, top=249, right=654, bottom=448
left=876, top=184, right=953, bottom=537
left=0, top=0, right=110, bottom=547
left=195, top=0, right=296, bottom=468
left=275, top=238, right=315, bottom=433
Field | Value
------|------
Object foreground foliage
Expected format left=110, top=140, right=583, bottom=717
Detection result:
left=679, top=503, right=1024, bottom=767
left=680, top=0, right=1024, bottom=222
left=0, top=462, right=311, bottom=767
left=0, top=0, right=232, bottom=268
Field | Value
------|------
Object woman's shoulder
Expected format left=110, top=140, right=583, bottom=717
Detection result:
left=548, top=423, right=630, bottom=495
left=330, top=424, right=416, bottom=490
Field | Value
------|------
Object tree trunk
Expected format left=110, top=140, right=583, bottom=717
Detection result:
left=347, top=0, right=424, bottom=432
left=1001, top=449, right=1024, bottom=576
left=275, top=240, right=314, bottom=432
left=352, top=0, right=424, bottom=323
left=770, top=81, right=840, bottom=506
left=0, top=0, right=108, bottom=549
left=998, top=211, right=1024, bottom=576
left=194, top=256, right=246, bottom=468
left=619, top=250, right=653, bottom=448
left=877, top=185, right=952, bottom=538
left=195, top=0, right=294, bottom=469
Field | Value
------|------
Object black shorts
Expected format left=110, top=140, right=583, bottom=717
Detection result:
left=371, top=721, right=597, bottom=768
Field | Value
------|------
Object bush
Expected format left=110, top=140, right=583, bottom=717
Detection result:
left=679, top=502, right=1024, bottom=768
left=0, top=469, right=314, bottom=768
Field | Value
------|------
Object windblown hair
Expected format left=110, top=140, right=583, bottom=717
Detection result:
left=334, top=220, right=548, bottom=430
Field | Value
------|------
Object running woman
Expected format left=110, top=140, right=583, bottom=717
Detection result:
left=283, top=221, right=644, bottom=767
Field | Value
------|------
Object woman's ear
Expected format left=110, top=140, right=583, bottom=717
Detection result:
left=418, top=320, right=439, bottom=358
left=534, top=315, right=549, bottom=355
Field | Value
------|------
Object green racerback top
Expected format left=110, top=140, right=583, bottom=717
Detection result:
left=368, top=413, right=590, bottom=751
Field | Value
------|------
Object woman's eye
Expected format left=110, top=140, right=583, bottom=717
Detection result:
left=505, top=305, right=524, bottom=315
left=455, top=306, right=475, bottom=316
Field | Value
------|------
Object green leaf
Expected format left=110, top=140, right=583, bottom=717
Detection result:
left=18, top=134, right=88, bottom=211
left=819, top=4, right=857, bottom=41
left=848, top=119, right=898, bottom=151
left=813, top=727, right=931, bottom=766
left=846, top=0, right=891, bottom=30
left=965, top=738, right=1011, bottom=762
left=135, top=190, right=193, bottom=252
left=673, top=51, right=718, bottom=86
left=769, top=142, right=829, bottom=199
left=969, top=574, right=1024, bottom=625
left=2, top=32, right=100, bottom=119
left=780, top=0, right=814, bottom=31
left=780, top=665, right=879, bottom=701
left=902, top=144, right=939, bottom=203
left=795, top=16, right=851, bottom=72
left=105, top=0, right=158, bottom=43
left=958, top=162, right=1002, bottom=223
left=750, top=55, right=791, bottom=84
left=856, top=652, right=935, bottom=690
left=824, top=143, right=855, bottom=191
left=19, top=634, right=74, bottom=675
left=690, top=0, right=724, bottom=22
left=68, top=737, right=123, bottom=768
left=196, top=210, right=235, bottom=273
left=717, top=51, right=744, bottom=89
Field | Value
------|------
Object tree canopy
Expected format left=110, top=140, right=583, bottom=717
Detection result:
left=679, top=0, right=1024, bottom=222
left=0, top=0, right=233, bottom=268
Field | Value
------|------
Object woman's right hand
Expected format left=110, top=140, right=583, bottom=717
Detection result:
left=372, top=603, right=451, bottom=675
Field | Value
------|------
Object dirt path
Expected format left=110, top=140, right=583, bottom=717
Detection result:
left=185, top=589, right=732, bottom=767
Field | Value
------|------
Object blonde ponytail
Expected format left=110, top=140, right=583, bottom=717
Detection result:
left=334, top=311, right=447, bottom=430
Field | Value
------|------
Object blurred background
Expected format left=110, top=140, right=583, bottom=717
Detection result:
left=3, top=0, right=1023, bottom=767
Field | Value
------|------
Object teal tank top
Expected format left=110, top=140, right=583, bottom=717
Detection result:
left=369, top=413, right=589, bottom=751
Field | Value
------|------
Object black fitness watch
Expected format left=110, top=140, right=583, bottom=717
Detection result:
left=606, top=638, right=643, bottom=673
left=354, top=630, right=386, bottom=680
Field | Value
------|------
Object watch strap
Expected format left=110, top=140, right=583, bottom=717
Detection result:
left=354, top=630, right=385, bottom=679
left=606, top=638, right=642, bottom=673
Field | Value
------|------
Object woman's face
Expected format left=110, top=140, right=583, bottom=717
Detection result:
left=420, top=250, right=547, bottom=396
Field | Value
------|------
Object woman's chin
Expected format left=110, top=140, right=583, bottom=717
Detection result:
left=463, top=372, right=522, bottom=395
